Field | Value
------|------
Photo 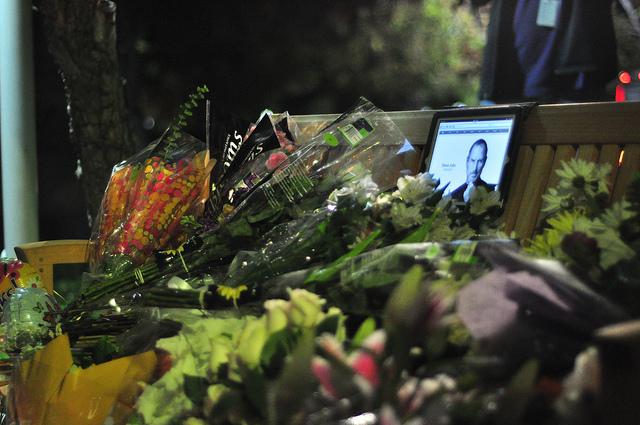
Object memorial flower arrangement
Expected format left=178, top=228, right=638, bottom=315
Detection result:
left=89, top=86, right=214, bottom=273
left=527, top=159, right=640, bottom=313
left=5, top=89, right=640, bottom=425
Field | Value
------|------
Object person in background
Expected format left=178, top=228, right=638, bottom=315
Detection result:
left=451, top=139, right=495, bottom=202
left=470, top=0, right=619, bottom=104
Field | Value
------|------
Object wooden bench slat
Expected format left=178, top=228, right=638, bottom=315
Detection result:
left=520, top=101, right=640, bottom=146
left=513, top=145, right=555, bottom=239
left=14, top=240, right=89, bottom=294
left=545, top=145, right=577, bottom=191
left=503, top=146, right=535, bottom=234
left=598, top=144, right=622, bottom=200
left=612, top=144, right=640, bottom=202
left=576, top=144, right=600, bottom=162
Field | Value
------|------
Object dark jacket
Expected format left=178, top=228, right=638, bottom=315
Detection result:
left=473, top=0, right=618, bottom=102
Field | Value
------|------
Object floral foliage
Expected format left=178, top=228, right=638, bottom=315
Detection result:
left=528, top=161, right=640, bottom=312
left=16, top=92, right=640, bottom=425
left=131, top=289, right=345, bottom=425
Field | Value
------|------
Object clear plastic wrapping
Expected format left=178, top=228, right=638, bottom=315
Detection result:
left=227, top=98, right=417, bottom=222
left=76, top=98, right=418, bottom=310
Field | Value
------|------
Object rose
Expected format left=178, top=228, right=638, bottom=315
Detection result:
left=265, top=151, right=289, bottom=171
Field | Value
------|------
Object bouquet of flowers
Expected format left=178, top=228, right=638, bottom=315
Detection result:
left=19, top=83, right=640, bottom=425
left=89, top=87, right=215, bottom=273
left=73, top=97, right=420, bottom=309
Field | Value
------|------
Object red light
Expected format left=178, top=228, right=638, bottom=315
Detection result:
left=637, top=71, right=640, bottom=81
left=616, top=84, right=626, bottom=102
left=619, top=71, right=631, bottom=84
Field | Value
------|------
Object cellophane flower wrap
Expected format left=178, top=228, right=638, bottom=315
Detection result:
left=225, top=97, right=418, bottom=224
left=88, top=131, right=215, bottom=273
left=73, top=98, right=421, bottom=308
left=11, top=334, right=157, bottom=425
left=214, top=112, right=303, bottom=217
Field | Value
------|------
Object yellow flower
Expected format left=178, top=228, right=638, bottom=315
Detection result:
left=234, top=317, right=268, bottom=369
left=287, top=289, right=326, bottom=328
left=216, top=285, right=248, bottom=308
left=263, top=299, right=289, bottom=333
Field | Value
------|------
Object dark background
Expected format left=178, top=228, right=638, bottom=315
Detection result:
left=1, top=0, right=639, bottom=252
left=26, top=0, right=486, bottom=247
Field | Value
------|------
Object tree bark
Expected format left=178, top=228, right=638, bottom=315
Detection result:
left=38, top=0, right=135, bottom=224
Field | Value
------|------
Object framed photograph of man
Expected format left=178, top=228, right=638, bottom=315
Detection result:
left=419, top=105, right=530, bottom=205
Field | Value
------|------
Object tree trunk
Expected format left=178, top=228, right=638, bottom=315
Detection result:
left=38, top=0, right=135, bottom=225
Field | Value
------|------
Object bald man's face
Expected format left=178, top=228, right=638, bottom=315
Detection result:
left=466, top=144, right=487, bottom=185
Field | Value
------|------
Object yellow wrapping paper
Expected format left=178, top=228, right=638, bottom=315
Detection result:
left=15, top=334, right=157, bottom=425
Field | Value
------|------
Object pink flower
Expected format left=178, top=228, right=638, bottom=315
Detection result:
left=265, top=151, right=288, bottom=171
left=311, top=357, right=339, bottom=399
left=349, top=351, right=379, bottom=388
left=349, top=331, right=386, bottom=388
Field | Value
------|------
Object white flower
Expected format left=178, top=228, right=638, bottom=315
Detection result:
left=373, top=193, right=393, bottom=215
left=418, top=373, right=457, bottom=398
left=390, top=203, right=423, bottom=230
left=329, top=174, right=379, bottom=206
left=393, top=173, right=437, bottom=204
left=351, top=174, right=380, bottom=203
left=328, top=186, right=354, bottom=204
left=469, top=186, right=501, bottom=215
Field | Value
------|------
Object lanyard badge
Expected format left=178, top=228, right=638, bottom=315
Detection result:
left=536, top=0, right=561, bottom=28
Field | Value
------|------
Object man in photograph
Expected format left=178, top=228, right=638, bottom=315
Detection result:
left=451, top=139, right=495, bottom=202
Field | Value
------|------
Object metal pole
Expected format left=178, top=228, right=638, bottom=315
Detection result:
left=0, top=0, right=39, bottom=257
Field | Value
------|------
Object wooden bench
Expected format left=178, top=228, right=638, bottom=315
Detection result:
left=14, top=239, right=88, bottom=294
left=15, top=101, right=640, bottom=292
left=297, top=101, right=640, bottom=239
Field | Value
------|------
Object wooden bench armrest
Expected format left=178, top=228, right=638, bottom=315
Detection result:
left=14, top=240, right=89, bottom=293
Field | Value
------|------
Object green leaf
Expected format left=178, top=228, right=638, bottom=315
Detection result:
left=351, top=317, right=377, bottom=348
left=228, top=217, right=254, bottom=238
left=384, top=265, right=424, bottom=333
left=600, top=200, right=634, bottom=229
left=183, top=374, right=210, bottom=406
left=305, top=229, right=381, bottom=284
left=247, top=206, right=281, bottom=224
left=126, top=413, right=144, bottom=425
left=315, top=313, right=341, bottom=336
left=401, top=209, right=440, bottom=243
left=495, top=360, right=539, bottom=425
left=92, top=336, right=120, bottom=364
left=358, top=271, right=401, bottom=288
left=269, top=331, right=316, bottom=425
left=260, top=328, right=298, bottom=376
left=238, top=365, right=268, bottom=417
